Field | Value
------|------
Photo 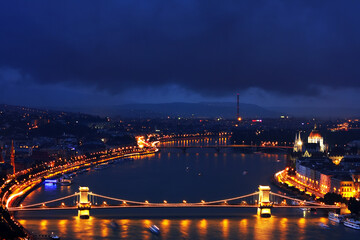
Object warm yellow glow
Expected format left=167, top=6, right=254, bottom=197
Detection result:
left=198, top=219, right=207, bottom=238
left=120, top=219, right=129, bottom=225
left=143, top=219, right=152, bottom=227
left=162, top=219, right=170, bottom=227
left=160, top=219, right=170, bottom=239
left=298, top=218, right=306, bottom=228
left=180, top=220, right=190, bottom=239
left=222, top=219, right=229, bottom=239
left=260, top=208, right=271, bottom=215
left=239, top=219, right=248, bottom=237
left=199, top=219, right=207, bottom=229
left=6, top=190, right=25, bottom=208
left=78, top=209, right=90, bottom=218
left=40, top=219, right=48, bottom=231
left=181, top=219, right=190, bottom=227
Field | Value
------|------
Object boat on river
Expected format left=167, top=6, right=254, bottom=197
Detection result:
left=49, top=232, right=60, bottom=239
left=328, top=212, right=344, bottom=223
left=344, top=219, right=360, bottom=230
left=60, top=178, right=72, bottom=186
left=148, top=225, right=160, bottom=235
left=319, top=223, right=330, bottom=229
left=108, top=220, right=119, bottom=230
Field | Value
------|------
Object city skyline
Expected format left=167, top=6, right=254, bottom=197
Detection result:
left=1, top=1, right=360, bottom=238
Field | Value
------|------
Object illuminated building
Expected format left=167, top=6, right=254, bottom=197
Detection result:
left=295, top=157, right=359, bottom=198
left=307, top=125, right=325, bottom=152
left=293, top=127, right=326, bottom=156
left=328, top=147, right=345, bottom=165
left=293, top=132, right=303, bottom=152
left=331, top=176, right=356, bottom=198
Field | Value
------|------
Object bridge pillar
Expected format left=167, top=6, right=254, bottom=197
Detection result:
left=258, top=185, right=272, bottom=217
left=78, top=187, right=91, bottom=219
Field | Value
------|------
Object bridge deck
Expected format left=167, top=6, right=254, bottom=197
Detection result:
left=8, top=204, right=339, bottom=211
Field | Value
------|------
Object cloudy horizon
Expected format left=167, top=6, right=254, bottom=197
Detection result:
left=1, top=1, right=360, bottom=114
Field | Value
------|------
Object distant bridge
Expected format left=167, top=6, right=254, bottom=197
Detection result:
left=158, top=145, right=292, bottom=149
left=157, top=145, right=292, bottom=152
left=8, top=186, right=339, bottom=218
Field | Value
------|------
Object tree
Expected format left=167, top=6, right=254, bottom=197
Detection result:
left=323, top=192, right=345, bottom=205
left=348, top=198, right=360, bottom=215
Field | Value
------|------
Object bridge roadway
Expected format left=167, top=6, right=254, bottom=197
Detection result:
left=8, top=204, right=339, bottom=211
left=8, top=189, right=340, bottom=213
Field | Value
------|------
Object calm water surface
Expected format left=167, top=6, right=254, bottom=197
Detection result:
left=17, top=139, right=359, bottom=239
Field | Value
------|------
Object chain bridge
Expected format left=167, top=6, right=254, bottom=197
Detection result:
left=8, top=185, right=340, bottom=219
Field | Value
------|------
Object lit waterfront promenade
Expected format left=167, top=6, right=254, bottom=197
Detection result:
left=1, top=145, right=158, bottom=209
left=0, top=144, right=159, bottom=238
left=275, top=169, right=326, bottom=198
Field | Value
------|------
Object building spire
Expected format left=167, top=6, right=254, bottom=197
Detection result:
left=293, top=131, right=303, bottom=153
left=10, top=140, right=15, bottom=174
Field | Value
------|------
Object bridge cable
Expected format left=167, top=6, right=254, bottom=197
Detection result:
left=10, top=193, right=78, bottom=209
left=90, top=192, right=259, bottom=205
left=270, top=192, right=335, bottom=207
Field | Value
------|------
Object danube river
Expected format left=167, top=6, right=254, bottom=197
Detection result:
left=17, top=138, right=359, bottom=239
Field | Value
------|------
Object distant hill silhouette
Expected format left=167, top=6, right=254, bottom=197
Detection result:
left=69, top=102, right=278, bottom=118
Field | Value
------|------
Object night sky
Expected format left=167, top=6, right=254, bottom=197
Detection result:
left=1, top=1, right=360, bottom=109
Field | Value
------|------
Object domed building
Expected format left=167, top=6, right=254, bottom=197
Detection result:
left=307, top=125, right=325, bottom=152
left=293, top=125, right=327, bottom=156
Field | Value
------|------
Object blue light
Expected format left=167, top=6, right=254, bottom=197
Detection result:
left=44, top=183, right=57, bottom=190
left=44, top=179, right=57, bottom=184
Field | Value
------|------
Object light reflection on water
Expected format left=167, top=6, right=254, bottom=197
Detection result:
left=19, top=216, right=360, bottom=240
left=17, top=139, right=360, bottom=240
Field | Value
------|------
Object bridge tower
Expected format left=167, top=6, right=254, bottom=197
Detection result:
left=78, top=187, right=91, bottom=219
left=258, top=185, right=272, bottom=217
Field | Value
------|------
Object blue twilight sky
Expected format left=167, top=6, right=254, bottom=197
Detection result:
left=0, top=1, right=360, bottom=109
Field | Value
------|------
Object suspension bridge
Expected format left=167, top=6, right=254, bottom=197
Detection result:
left=7, top=185, right=340, bottom=218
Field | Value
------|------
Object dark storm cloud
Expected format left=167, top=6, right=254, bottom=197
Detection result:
left=1, top=0, right=360, bottom=97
